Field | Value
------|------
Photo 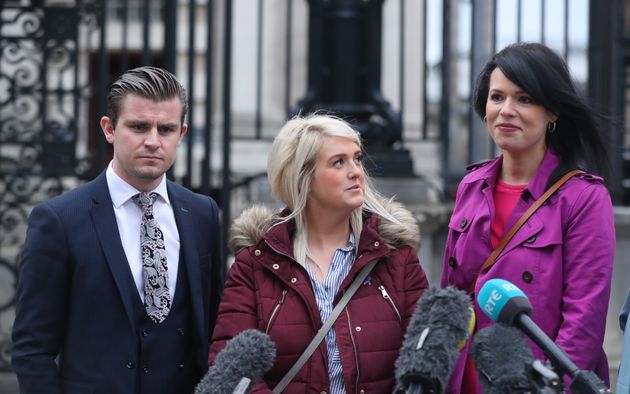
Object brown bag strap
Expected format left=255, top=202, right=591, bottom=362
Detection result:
left=469, top=169, right=585, bottom=294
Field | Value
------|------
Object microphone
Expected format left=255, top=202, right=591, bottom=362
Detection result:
left=471, top=323, right=561, bottom=393
left=394, top=286, right=474, bottom=394
left=477, top=279, right=610, bottom=394
left=194, top=329, right=276, bottom=394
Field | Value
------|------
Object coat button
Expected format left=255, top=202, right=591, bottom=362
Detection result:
left=522, top=271, right=533, bottom=283
left=460, top=218, right=468, bottom=228
left=374, top=241, right=380, bottom=247
left=272, top=263, right=280, bottom=270
left=142, top=366, right=149, bottom=374
left=142, top=330, right=149, bottom=337
left=448, top=256, right=457, bottom=268
left=360, top=390, right=366, bottom=394
left=320, top=391, right=327, bottom=394
left=254, top=249, right=262, bottom=256
left=126, top=360, right=135, bottom=369
left=178, top=363, right=185, bottom=369
left=525, top=235, right=536, bottom=243
left=355, top=326, right=362, bottom=332
left=177, top=328, right=184, bottom=336
left=290, top=277, right=297, bottom=284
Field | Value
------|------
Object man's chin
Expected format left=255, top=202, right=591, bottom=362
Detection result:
left=134, top=167, right=166, bottom=181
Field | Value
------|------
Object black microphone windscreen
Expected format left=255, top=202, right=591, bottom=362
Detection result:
left=497, top=296, right=532, bottom=325
left=394, top=286, right=473, bottom=393
left=194, top=329, right=276, bottom=394
left=470, top=323, right=536, bottom=394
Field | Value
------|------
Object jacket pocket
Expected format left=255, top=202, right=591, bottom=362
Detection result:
left=447, top=210, right=475, bottom=235
left=377, top=285, right=402, bottom=323
left=265, top=289, right=287, bottom=334
left=446, top=211, right=477, bottom=274
left=520, top=228, right=562, bottom=249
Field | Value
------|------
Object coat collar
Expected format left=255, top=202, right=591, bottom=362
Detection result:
left=230, top=199, right=420, bottom=256
left=462, top=148, right=561, bottom=200
left=259, top=212, right=388, bottom=268
left=89, top=171, right=137, bottom=331
left=525, top=149, right=561, bottom=200
left=168, top=183, right=205, bottom=347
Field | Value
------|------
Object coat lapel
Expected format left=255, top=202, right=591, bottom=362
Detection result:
left=89, top=173, right=137, bottom=329
left=168, top=184, right=205, bottom=343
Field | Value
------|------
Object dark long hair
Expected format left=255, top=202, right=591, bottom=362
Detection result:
left=473, top=42, right=611, bottom=187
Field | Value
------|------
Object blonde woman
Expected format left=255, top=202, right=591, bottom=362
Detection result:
left=209, top=114, right=428, bottom=393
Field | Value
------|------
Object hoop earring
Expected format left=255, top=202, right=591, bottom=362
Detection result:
left=483, top=116, right=487, bottom=123
left=547, top=121, right=557, bottom=133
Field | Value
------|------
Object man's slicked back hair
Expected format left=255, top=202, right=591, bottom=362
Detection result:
left=106, top=66, right=188, bottom=127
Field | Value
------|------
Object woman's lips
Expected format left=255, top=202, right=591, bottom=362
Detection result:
left=496, top=123, right=519, bottom=132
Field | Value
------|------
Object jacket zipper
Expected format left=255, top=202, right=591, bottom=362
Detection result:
left=345, top=308, right=361, bottom=394
left=262, top=240, right=323, bottom=330
left=378, top=285, right=402, bottom=323
left=265, top=289, right=287, bottom=334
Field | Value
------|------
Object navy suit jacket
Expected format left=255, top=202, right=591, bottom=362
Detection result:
left=11, top=171, right=224, bottom=393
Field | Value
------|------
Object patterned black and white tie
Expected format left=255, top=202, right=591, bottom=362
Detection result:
left=132, top=192, right=171, bottom=323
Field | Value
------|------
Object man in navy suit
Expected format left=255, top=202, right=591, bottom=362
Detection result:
left=11, top=66, right=224, bottom=394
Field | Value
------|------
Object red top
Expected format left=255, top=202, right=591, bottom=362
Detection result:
left=490, top=178, right=527, bottom=249
left=462, top=177, right=527, bottom=394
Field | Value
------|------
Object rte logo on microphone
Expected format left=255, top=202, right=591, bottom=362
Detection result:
left=478, top=279, right=525, bottom=322
left=482, top=289, right=502, bottom=315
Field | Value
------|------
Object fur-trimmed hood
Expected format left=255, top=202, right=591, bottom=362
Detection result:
left=228, top=200, right=420, bottom=255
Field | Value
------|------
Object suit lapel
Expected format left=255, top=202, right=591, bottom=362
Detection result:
left=168, top=183, right=205, bottom=343
left=89, top=173, right=137, bottom=329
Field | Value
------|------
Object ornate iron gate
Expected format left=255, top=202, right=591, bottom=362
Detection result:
left=0, top=0, right=107, bottom=369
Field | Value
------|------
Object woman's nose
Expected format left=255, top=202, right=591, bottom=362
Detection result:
left=348, top=161, right=362, bottom=178
left=499, top=98, right=516, bottom=116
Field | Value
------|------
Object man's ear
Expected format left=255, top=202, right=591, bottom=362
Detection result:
left=100, top=116, right=115, bottom=143
left=178, top=123, right=188, bottom=145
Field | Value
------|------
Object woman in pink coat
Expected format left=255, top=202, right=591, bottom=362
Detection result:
left=210, top=114, right=428, bottom=393
left=442, top=42, right=615, bottom=393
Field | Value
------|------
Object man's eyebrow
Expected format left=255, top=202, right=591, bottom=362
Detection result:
left=158, top=122, right=179, bottom=129
left=123, top=119, right=149, bottom=126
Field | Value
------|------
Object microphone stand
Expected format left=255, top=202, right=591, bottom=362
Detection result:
left=517, top=316, right=610, bottom=393
left=528, top=359, right=563, bottom=393
left=539, top=359, right=610, bottom=394
left=569, top=370, right=611, bottom=394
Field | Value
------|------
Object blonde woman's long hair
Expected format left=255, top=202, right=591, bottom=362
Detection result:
left=267, top=114, right=399, bottom=266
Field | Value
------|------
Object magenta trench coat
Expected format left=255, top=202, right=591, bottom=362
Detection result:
left=441, top=149, right=615, bottom=393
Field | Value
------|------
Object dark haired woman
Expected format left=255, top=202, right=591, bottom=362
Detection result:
left=441, top=42, right=614, bottom=393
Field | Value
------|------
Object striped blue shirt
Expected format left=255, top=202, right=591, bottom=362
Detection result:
left=304, top=234, right=355, bottom=394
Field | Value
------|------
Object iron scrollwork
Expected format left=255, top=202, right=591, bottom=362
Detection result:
left=0, top=0, right=101, bottom=372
